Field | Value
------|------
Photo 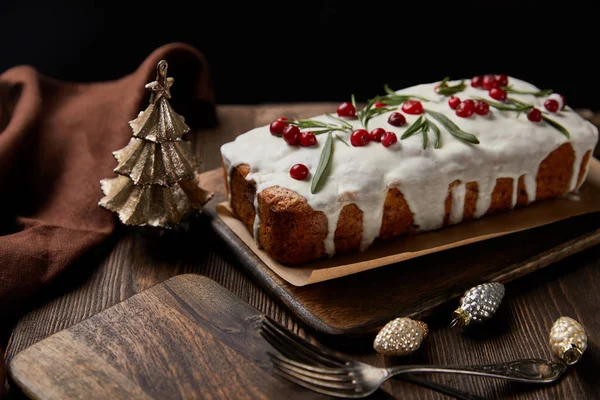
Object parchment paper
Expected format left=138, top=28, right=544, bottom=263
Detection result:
left=216, top=158, right=600, bottom=286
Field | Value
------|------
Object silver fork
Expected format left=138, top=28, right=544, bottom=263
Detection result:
left=259, top=316, right=567, bottom=399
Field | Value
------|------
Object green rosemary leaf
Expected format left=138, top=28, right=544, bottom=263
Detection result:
left=421, top=120, right=429, bottom=149
left=325, top=113, right=353, bottom=130
left=429, top=119, right=441, bottom=148
left=335, top=135, right=350, bottom=147
left=384, top=83, right=395, bottom=95
left=351, top=94, right=357, bottom=111
left=435, top=78, right=466, bottom=96
left=424, top=109, right=480, bottom=144
left=401, top=116, right=425, bottom=139
left=473, top=97, right=528, bottom=112
left=505, top=86, right=553, bottom=97
left=311, top=129, right=333, bottom=135
left=311, top=132, right=333, bottom=194
left=542, top=115, right=571, bottom=138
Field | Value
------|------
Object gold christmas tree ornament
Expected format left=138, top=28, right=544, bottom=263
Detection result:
left=373, top=317, right=429, bottom=356
left=549, top=316, right=588, bottom=365
left=451, top=282, right=505, bottom=328
left=99, top=60, right=213, bottom=228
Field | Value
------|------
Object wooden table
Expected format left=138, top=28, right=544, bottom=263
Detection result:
left=5, top=105, right=600, bottom=399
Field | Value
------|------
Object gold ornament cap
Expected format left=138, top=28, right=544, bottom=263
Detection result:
left=373, top=317, right=429, bottom=356
left=549, top=316, right=588, bottom=365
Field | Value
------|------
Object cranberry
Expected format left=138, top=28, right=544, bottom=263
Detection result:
left=471, top=75, right=483, bottom=87
left=482, top=74, right=498, bottom=90
left=387, top=112, right=407, bottom=126
left=290, top=164, right=309, bottom=180
left=369, top=128, right=386, bottom=142
left=270, top=119, right=287, bottom=135
left=494, top=74, right=509, bottom=87
left=300, top=131, right=317, bottom=147
left=456, top=100, right=475, bottom=118
left=401, top=100, right=424, bottom=115
left=448, top=96, right=461, bottom=110
left=374, top=101, right=387, bottom=108
left=350, top=129, right=370, bottom=147
left=489, top=87, right=507, bottom=101
left=544, top=99, right=559, bottom=113
left=527, top=108, right=542, bottom=122
left=474, top=100, right=490, bottom=116
left=282, top=124, right=300, bottom=145
left=381, top=132, right=398, bottom=147
left=337, top=101, right=356, bottom=118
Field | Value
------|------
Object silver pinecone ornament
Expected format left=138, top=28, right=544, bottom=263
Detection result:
left=451, top=282, right=505, bottom=327
left=549, top=316, right=588, bottom=365
left=373, top=317, right=429, bottom=356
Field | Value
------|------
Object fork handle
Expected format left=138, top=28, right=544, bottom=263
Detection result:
left=386, top=359, right=566, bottom=384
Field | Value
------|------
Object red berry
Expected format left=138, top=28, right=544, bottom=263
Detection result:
left=475, top=100, right=490, bottom=116
left=482, top=74, right=498, bottom=90
left=448, top=96, right=461, bottom=110
left=270, top=120, right=287, bottom=135
left=282, top=124, right=300, bottom=145
left=401, top=100, right=424, bottom=115
left=290, top=164, right=309, bottom=180
left=489, top=87, right=507, bottom=101
left=494, top=74, right=509, bottom=87
left=374, top=101, right=387, bottom=108
left=527, top=108, right=542, bottom=122
left=387, top=112, right=407, bottom=126
left=350, top=129, right=370, bottom=147
left=544, top=99, right=559, bottom=113
left=471, top=75, right=483, bottom=87
left=381, top=132, right=398, bottom=147
left=277, top=117, right=289, bottom=122
left=369, top=127, right=386, bottom=142
left=456, top=100, right=475, bottom=118
left=337, top=101, right=356, bottom=117
left=300, top=131, right=317, bottom=147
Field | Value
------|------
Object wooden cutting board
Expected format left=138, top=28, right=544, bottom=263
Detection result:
left=8, top=275, right=329, bottom=400
left=199, top=168, right=600, bottom=337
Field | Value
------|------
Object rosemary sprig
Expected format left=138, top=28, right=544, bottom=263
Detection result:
left=424, top=109, right=480, bottom=144
left=476, top=97, right=570, bottom=138
left=311, top=132, right=333, bottom=194
left=503, top=86, right=553, bottom=97
left=421, top=120, right=429, bottom=149
left=429, top=119, right=441, bottom=148
left=542, top=115, right=570, bottom=138
left=401, top=116, right=425, bottom=139
left=285, top=117, right=352, bottom=135
left=435, top=77, right=466, bottom=96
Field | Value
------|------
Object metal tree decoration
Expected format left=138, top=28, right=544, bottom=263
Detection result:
left=99, top=60, right=213, bottom=228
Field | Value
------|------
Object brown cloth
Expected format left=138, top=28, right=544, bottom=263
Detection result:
left=0, top=43, right=215, bottom=394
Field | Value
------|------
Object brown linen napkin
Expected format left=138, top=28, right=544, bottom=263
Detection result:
left=0, top=42, right=215, bottom=390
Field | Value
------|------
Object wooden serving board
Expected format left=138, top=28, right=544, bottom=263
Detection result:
left=8, top=275, right=328, bottom=400
left=199, top=168, right=600, bottom=338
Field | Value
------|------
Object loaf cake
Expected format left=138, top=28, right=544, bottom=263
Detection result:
left=220, top=75, right=599, bottom=264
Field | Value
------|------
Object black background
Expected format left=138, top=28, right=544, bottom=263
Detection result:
left=1, top=0, right=599, bottom=110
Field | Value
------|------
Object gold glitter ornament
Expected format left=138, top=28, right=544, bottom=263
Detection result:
left=451, top=282, right=505, bottom=327
left=549, top=316, right=588, bottom=365
left=373, top=317, right=429, bottom=356
left=99, top=60, right=213, bottom=228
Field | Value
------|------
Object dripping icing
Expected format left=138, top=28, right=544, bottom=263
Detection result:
left=220, top=77, right=598, bottom=257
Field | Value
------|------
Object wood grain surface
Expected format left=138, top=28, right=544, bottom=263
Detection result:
left=9, top=275, right=331, bottom=400
left=5, top=104, right=600, bottom=400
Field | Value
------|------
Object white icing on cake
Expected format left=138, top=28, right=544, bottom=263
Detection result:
left=221, top=77, right=599, bottom=256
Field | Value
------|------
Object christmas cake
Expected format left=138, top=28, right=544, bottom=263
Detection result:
left=220, top=75, right=599, bottom=264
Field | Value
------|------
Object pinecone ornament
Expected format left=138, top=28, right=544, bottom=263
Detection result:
left=549, top=316, right=588, bottom=365
left=373, top=317, right=429, bottom=356
left=451, top=282, right=505, bottom=327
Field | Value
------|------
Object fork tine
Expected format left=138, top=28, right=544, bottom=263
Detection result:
left=264, top=317, right=347, bottom=364
left=269, top=352, right=352, bottom=378
left=260, top=328, right=319, bottom=367
left=272, top=369, right=363, bottom=399
left=272, top=362, right=358, bottom=391
left=262, top=317, right=345, bottom=367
